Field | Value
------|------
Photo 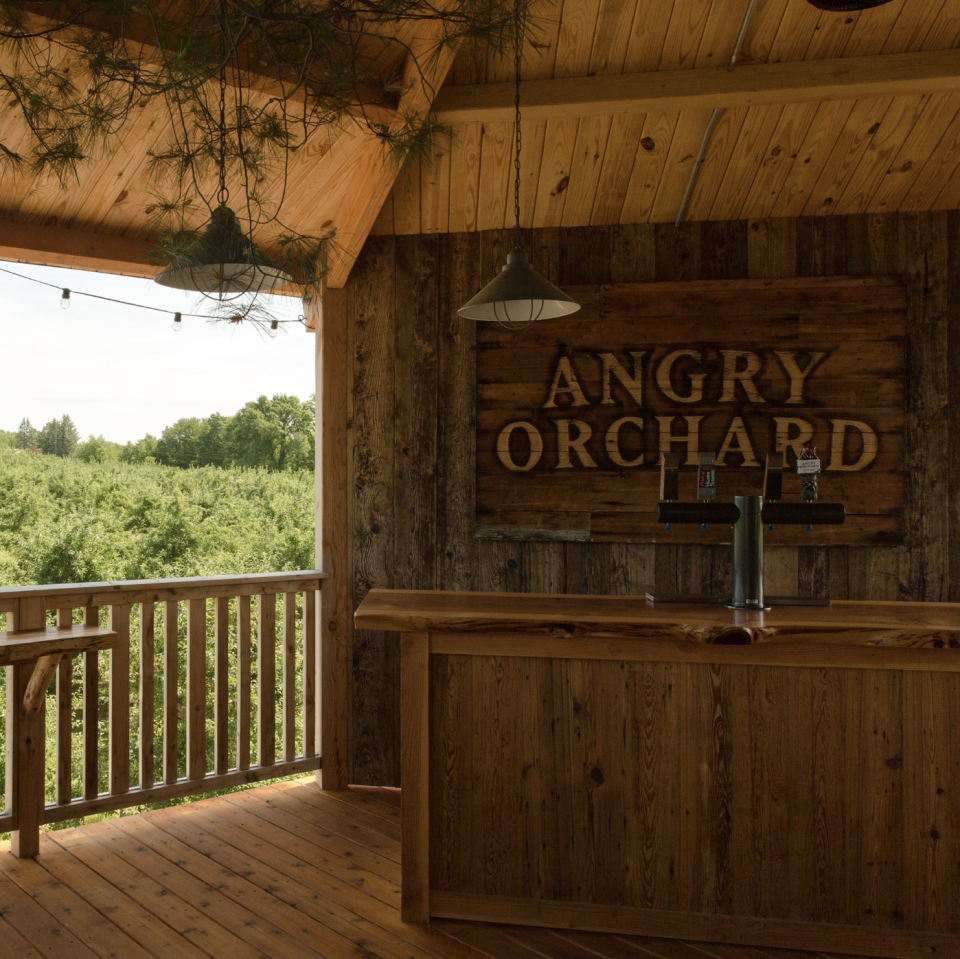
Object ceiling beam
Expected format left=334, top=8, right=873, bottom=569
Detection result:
left=0, top=219, right=157, bottom=277
left=325, top=32, right=458, bottom=289
left=433, top=48, right=960, bottom=123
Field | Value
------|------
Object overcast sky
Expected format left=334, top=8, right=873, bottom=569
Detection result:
left=0, top=262, right=315, bottom=444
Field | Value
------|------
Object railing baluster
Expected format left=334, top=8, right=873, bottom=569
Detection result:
left=109, top=604, right=131, bottom=796
left=163, top=600, right=178, bottom=785
left=282, top=592, right=296, bottom=762
left=55, top=608, right=74, bottom=805
left=214, top=597, right=229, bottom=775
left=82, top=606, right=99, bottom=800
left=258, top=593, right=276, bottom=767
left=303, top=589, right=316, bottom=759
left=186, top=598, right=206, bottom=780
left=139, top=602, right=155, bottom=789
left=237, top=595, right=251, bottom=771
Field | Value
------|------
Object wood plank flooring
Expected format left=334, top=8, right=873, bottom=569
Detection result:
left=0, top=777, right=867, bottom=959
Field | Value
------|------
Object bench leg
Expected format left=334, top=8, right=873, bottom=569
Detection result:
left=9, top=600, right=48, bottom=858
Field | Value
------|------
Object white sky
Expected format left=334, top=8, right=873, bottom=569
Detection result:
left=0, top=262, right=315, bottom=444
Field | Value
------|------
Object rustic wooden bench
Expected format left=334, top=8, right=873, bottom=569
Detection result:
left=0, top=624, right=119, bottom=715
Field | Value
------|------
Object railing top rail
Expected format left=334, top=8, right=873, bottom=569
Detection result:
left=0, top=570, right=326, bottom=612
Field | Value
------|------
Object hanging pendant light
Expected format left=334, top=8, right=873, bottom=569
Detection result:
left=155, top=203, right=293, bottom=294
left=458, top=7, right=579, bottom=329
left=808, top=0, right=892, bottom=8
left=155, top=63, right=292, bottom=297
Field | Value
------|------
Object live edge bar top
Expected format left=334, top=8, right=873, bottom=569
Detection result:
left=354, top=589, right=960, bottom=668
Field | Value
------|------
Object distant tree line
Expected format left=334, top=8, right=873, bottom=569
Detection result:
left=8, top=395, right=314, bottom=472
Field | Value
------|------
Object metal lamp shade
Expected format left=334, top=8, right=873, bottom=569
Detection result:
left=807, top=0, right=892, bottom=8
left=155, top=204, right=293, bottom=295
left=458, top=248, right=580, bottom=322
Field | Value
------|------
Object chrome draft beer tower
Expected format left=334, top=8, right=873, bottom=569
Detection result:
left=647, top=451, right=845, bottom=609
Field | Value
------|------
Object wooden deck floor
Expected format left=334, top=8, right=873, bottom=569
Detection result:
left=0, top=777, right=868, bottom=959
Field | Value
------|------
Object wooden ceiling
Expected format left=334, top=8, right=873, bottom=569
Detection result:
left=1, top=0, right=960, bottom=288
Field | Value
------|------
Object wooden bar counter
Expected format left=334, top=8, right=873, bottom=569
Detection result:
left=354, top=590, right=960, bottom=959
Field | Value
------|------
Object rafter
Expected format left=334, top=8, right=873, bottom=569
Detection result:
left=325, top=29, right=458, bottom=289
left=433, top=48, right=960, bottom=124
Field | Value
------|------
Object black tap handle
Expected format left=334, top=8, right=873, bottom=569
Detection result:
left=657, top=502, right=742, bottom=525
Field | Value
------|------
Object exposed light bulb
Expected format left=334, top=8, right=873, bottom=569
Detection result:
left=172, top=312, right=182, bottom=332
left=268, top=320, right=279, bottom=338
left=59, top=289, right=71, bottom=310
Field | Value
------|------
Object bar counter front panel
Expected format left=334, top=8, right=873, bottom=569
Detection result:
left=354, top=590, right=960, bottom=959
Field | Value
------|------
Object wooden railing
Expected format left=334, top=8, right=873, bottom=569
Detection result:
left=0, top=570, right=324, bottom=854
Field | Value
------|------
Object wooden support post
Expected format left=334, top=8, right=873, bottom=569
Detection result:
left=108, top=604, right=131, bottom=795
left=9, top=597, right=48, bottom=858
left=82, top=606, right=100, bottom=801
left=400, top=630, right=430, bottom=922
left=186, top=598, right=206, bottom=780
left=314, top=287, right=350, bottom=789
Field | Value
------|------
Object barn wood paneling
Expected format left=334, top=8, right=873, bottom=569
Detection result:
left=345, top=212, right=956, bottom=785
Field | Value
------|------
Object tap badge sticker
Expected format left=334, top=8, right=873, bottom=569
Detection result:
left=797, top=445, right=821, bottom=502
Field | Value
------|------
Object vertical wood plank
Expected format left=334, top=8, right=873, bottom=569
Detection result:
left=139, top=602, right=155, bottom=789
left=236, top=595, right=252, bottom=771
left=9, top=597, right=46, bottom=858
left=258, top=593, right=277, bottom=767
left=186, top=598, right=206, bottom=780
left=55, top=607, right=73, bottom=806
left=163, top=599, right=178, bottom=785
left=303, top=589, right=317, bottom=759
left=108, top=604, right=130, bottom=796
left=313, top=285, right=350, bottom=789
left=214, top=596, right=229, bottom=775
left=282, top=592, right=297, bottom=762
left=400, top=630, right=430, bottom=921
left=82, top=605, right=99, bottom=801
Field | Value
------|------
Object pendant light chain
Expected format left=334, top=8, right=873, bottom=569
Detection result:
left=218, top=64, right=229, bottom=207
left=512, top=5, right=523, bottom=251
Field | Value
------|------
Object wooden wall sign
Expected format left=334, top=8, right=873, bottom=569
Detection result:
left=476, top=276, right=906, bottom=545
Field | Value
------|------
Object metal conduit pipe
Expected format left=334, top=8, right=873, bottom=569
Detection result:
left=674, top=0, right=758, bottom=226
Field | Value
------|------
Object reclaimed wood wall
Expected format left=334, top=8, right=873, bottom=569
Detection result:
left=344, top=211, right=958, bottom=786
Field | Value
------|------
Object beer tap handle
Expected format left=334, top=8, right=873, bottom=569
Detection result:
left=659, top=452, right=680, bottom=502
left=763, top=452, right=783, bottom=502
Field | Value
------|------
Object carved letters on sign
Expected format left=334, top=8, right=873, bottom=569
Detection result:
left=476, top=277, right=907, bottom=545
left=496, top=348, right=878, bottom=474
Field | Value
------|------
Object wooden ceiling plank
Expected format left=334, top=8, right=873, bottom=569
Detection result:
left=476, top=121, right=515, bottom=231
left=736, top=0, right=790, bottom=66
left=694, top=0, right=753, bottom=69
left=325, top=27, right=458, bottom=287
left=448, top=122, right=482, bottom=233
left=843, top=0, right=908, bottom=57
left=738, top=101, right=820, bottom=220
left=392, top=164, right=422, bottom=235
left=765, top=1, right=823, bottom=63
left=554, top=0, right=603, bottom=79
left=559, top=114, right=613, bottom=226
left=898, top=104, right=960, bottom=210
left=531, top=118, right=580, bottom=228
left=621, top=0, right=677, bottom=73
left=432, top=49, right=960, bottom=124
left=919, top=0, right=960, bottom=50
left=832, top=94, right=930, bottom=215
left=928, top=142, right=960, bottom=209
left=420, top=147, right=451, bottom=234
left=805, top=11, right=865, bottom=61
left=801, top=96, right=895, bottom=216
left=658, top=0, right=718, bottom=71
left=619, top=111, right=679, bottom=224
left=769, top=98, right=857, bottom=217
left=588, top=0, right=638, bottom=76
left=865, top=93, right=960, bottom=213
left=524, top=5, right=565, bottom=81
left=881, top=0, right=949, bottom=54
left=518, top=120, right=548, bottom=228
left=370, top=190, right=395, bottom=236
left=706, top=104, right=784, bottom=221
left=649, top=107, right=715, bottom=222
left=682, top=105, right=749, bottom=221
left=589, top=112, right=646, bottom=224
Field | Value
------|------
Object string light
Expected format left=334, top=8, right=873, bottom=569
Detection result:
left=0, top=265, right=306, bottom=331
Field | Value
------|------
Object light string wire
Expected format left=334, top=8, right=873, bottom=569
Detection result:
left=0, top=265, right=306, bottom=326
